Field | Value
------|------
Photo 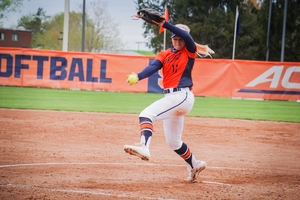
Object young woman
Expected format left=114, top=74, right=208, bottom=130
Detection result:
left=124, top=21, right=213, bottom=182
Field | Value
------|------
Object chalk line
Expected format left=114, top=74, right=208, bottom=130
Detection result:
left=0, top=162, right=248, bottom=171
left=202, top=181, right=231, bottom=186
left=0, top=183, right=179, bottom=200
left=0, top=162, right=235, bottom=199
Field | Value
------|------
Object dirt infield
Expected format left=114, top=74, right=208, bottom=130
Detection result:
left=0, top=108, right=299, bottom=200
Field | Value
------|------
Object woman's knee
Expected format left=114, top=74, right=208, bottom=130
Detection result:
left=139, top=110, right=155, bottom=122
left=166, top=140, right=182, bottom=150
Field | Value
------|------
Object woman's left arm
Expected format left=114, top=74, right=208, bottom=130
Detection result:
left=162, top=22, right=196, bottom=53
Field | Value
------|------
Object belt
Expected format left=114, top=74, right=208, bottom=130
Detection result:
left=164, top=87, right=189, bottom=94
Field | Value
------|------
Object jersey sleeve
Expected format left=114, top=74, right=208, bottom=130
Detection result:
left=137, top=59, right=163, bottom=81
left=156, top=50, right=168, bottom=63
left=162, top=22, right=196, bottom=53
left=186, top=46, right=197, bottom=59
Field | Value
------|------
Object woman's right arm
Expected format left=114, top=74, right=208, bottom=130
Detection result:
left=137, top=59, right=163, bottom=81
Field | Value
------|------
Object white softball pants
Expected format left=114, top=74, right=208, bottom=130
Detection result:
left=139, top=87, right=195, bottom=150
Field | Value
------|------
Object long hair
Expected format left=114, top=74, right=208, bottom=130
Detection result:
left=175, top=24, right=215, bottom=58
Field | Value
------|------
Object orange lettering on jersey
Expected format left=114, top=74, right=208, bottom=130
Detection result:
left=164, top=52, right=182, bottom=64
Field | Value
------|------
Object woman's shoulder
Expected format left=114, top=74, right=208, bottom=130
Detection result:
left=156, top=48, right=172, bottom=60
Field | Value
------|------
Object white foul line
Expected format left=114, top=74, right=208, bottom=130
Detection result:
left=0, top=183, right=179, bottom=200
left=0, top=162, right=246, bottom=170
left=0, top=162, right=234, bottom=199
left=202, top=181, right=231, bottom=186
left=0, top=162, right=272, bottom=172
left=0, top=162, right=185, bottom=168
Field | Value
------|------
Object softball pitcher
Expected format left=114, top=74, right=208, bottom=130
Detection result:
left=124, top=9, right=214, bottom=182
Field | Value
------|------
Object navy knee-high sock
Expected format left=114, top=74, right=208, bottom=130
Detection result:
left=139, top=117, right=153, bottom=148
left=174, top=142, right=194, bottom=168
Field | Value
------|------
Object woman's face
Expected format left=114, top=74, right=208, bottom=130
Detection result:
left=172, top=36, right=185, bottom=51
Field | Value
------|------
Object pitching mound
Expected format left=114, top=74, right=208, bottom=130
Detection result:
left=0, top=109, right=299, bottom=199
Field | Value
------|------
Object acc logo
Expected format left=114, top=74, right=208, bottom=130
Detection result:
left=246, top=66, right=300, bottom=89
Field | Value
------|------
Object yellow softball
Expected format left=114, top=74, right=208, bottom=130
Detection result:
left=127, top=74, right=138, bottom=84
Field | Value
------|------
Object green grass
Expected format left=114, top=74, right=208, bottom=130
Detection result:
left=0, top=86, right=299, bottom=123
left=0, top=86, right=160, bottom=113
left=134, top=50, right=156, bottom=56
left=189, top=97, right=300, bottom=122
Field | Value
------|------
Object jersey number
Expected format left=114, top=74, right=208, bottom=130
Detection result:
left=172, top=64, right=178, bottom=73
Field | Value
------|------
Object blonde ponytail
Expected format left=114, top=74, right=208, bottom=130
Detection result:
left=195, top=43, right=215, bottom=58
left=174, top=24, right=215, bottom=58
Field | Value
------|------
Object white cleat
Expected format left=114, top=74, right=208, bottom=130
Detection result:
left=124, top=143, right=150, bottom=161
left=187, top=160, right=207, bottom=182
